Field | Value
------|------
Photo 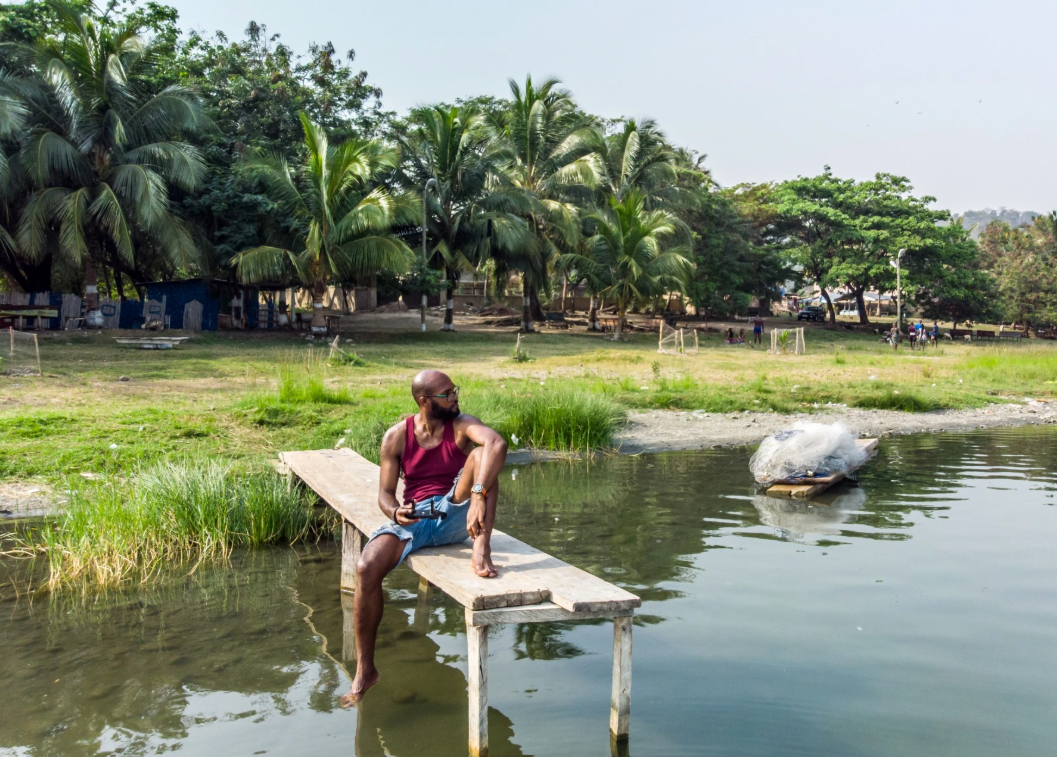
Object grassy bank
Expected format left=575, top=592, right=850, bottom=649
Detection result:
left=1, top=322, right=1055, bottom=484
left=5, top=458, right=320, bottom=590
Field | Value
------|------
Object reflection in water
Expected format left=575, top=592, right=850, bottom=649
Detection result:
left=753, top=486, right=866, bottom=544
left=1, top=427, right=1056, bottom=757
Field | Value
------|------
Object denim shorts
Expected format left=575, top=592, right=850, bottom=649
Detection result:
left=366, top=481, right=471, bottom=566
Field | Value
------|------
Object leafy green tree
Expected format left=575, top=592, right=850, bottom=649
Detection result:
left=13, top=0, right=207, bottom=321
left=175, top=22, right=389, bottom=272
left=565, top=190, right=692, bottom=340
left=826, top=173, right=947, bottom=325
left=393, top=103, right=532, bottom=331
left=911, top=222, right=996, bottom=330
left=232, top=113, right=412, bottom=333
left=978, top=213, right=1057, bottom=328
left=491, top=76, right=601, bottom=332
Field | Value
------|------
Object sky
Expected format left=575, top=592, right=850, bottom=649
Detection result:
left=161, top=0, right=1057, bottom=213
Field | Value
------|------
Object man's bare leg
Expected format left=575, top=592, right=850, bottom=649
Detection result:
left=341, top=534, right=404, bottom=707
left=455, top=449, right=500, bottom=578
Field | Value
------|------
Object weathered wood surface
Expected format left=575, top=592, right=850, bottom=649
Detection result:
left=765, top=438, right=878, bottom=499
left=467, top=623, right=489, bottom=757
left=281, top=448, right=642, bottom=613
left=610, top=616, right=633, bottom=740
left=467, top=602, right=633, bottom=627
left=340, top=520, right=364, bottom=591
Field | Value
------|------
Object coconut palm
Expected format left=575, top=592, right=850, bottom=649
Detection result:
left=491, top=76, right=602, bottom=331
left=567, top=190, right=694, bottom=340
left=599, top=118, right=683, bottom=207
left=14, top=2, right=208, bottom=324
left=233, top=112, right=413, bottom=333
left=394, top=103, right=533, bottom=331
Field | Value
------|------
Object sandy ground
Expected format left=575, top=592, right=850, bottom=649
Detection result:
left=0, top=482, right=59, bottom=519
left=507, top=399, right=1057, bottom=462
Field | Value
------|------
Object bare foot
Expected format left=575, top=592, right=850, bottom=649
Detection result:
left=472, top=540, right=498, bottom=578
left=340, top=669, right=380, bottom=708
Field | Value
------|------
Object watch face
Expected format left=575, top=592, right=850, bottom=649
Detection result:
left=472, top=484, right=484, bottom=494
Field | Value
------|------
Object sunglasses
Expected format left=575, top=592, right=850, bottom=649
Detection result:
left=427, top=385, right=460, bottom=400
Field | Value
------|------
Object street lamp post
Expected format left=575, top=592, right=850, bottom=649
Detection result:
left=421, top=178, right=437, bottom=333
left=890, top=247, right=906, bottom=332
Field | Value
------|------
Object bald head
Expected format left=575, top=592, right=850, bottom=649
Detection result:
left=412, top=370, right=452, bottom=404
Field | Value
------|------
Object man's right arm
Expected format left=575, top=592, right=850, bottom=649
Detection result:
left=378, top=424, right=418, bottom=526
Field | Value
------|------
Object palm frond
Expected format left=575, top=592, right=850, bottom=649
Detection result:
left=233, top=246, right=298, bottom=285
left=124, top=141, right=205, bottom=192
left=21, top=128, right=92, bottom=187
left=108, top=163, right=169, bottom=229
left=87, top=183, right=134, bottom=263
left=16, top=186, right=70, bottom=262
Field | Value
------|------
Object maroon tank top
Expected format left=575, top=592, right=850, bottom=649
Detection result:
left=401, top=416, right=468, bottom=505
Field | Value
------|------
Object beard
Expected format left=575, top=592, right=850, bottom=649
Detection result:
left=428, top=399, right=461, bottom=422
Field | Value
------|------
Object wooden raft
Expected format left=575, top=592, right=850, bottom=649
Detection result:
left=764, top=438, right=879, bottom=499
left=280, top=448, right=641, bottom=756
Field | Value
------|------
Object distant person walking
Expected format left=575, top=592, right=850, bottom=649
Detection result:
left=752, top=314, right=764, bottom=345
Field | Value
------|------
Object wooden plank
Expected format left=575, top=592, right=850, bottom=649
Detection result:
left=610, top=616, right=632, bottom=741
left=467, top=622, right=489, bottom=757
left=766, top=478, right=841, bottom=499
left=340, top=591, right=356, bottom=662
left=340, top=520, right=364, bottom=591
left=468, top=602, right=633, bottom=627
left=281, top=448, right=642, bottom=613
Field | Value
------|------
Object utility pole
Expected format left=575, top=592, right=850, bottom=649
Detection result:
left=890, top=247, right=906, bottom=332
left=421, top=178, right=437, bottom=332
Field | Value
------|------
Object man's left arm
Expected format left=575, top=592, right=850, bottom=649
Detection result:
left=459, top=416, right=508, bottom=539
left=462, top=416, right=508, bottom=488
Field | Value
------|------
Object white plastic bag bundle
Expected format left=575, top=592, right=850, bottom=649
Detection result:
left=749, top=421, right=868, bottom=485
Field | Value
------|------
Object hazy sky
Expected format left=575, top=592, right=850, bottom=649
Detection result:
left=162, top=0, right=1056, bottom=213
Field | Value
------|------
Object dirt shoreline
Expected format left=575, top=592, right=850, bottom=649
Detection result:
left=507, top=400, right=1057, bottom=462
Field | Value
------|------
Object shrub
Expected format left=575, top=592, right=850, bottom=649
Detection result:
left=852, top=390, right=938, bottom=412
left=7, top=459, right=316, bottom=590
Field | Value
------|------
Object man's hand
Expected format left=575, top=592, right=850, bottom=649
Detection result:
left=394, top=502, right=419, bottom=526
left=467, top=493, right=487, bottom=539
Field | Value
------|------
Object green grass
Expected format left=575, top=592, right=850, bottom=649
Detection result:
left=5, top=458, right=318, bottom=590
left=1, top=325, right=1056, bottom=483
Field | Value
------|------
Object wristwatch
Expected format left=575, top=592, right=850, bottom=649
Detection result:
left=471, top=484, right=488, bottom=497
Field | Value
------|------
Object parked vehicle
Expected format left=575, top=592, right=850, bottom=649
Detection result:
left=797, top=306, right=827, bottom=322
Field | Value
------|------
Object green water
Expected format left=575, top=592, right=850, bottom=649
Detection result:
left=2, top=427, right=1056, bottom=756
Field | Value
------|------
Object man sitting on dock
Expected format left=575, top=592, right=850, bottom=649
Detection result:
left=344, top=369, right=508, bottom=705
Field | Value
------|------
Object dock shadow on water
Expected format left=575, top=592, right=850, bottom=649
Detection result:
left=2, top=426, right=1057, bottom=757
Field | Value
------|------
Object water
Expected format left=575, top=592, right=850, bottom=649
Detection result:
left=2, top=427, right=1056, bottom=757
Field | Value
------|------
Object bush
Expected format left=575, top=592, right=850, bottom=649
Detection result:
left=7, top=459, right=316, bottom=590
left=473, top=384, right=626, bottom=452
left=852, top=390, right=938, bottom=412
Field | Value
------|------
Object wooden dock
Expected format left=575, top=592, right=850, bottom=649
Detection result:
left=281, top=448, right=641, bottom=756
left=764, top=438, right=879, bottom=499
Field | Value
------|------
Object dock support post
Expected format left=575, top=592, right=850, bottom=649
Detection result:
left=340, top=591, right=356, bottom=662
left=341, top=520, right=364, bottom=592
left=610, top=615, right=632, bottom=742
left=414, top=577, right=433, bottom=634
left=467, top=620, right=489, bottom=757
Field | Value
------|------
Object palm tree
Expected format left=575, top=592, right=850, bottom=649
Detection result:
left=233, top=113, right=413, bottom=334
left=491, top=76, right=602, bottom=331
left=394, top=103, right=532, bottom=331
left=599, top=118, right=684, bottom=207
left=568, top=190, right=693, bottom=340
left=15, top=2, right=208, bottom=324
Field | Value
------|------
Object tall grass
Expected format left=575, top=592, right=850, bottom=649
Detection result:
left=6, top=459, right=316, bottom=590
left=475, top=384, right=626, bottom=452
left=276, top=349, right=351, bottom=404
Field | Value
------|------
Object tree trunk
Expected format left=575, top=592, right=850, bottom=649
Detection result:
left=443, top=271, right=455, bottom=332
left=311, top=281, right=327, bottom=335
left=561, top=274, right=567, bottom=312
left=529, top=283, right=545, bottom=323
left=855, top=288, right=870, bottom=325
left=588, top=296, right=600, bottom=331
left=612, top=307, right=625, bottom=341
left=820, top=287, right=836, bottom=325
left=85, top=256, right=103, bottom=327
left=520, top=275, right=533, bottom=333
